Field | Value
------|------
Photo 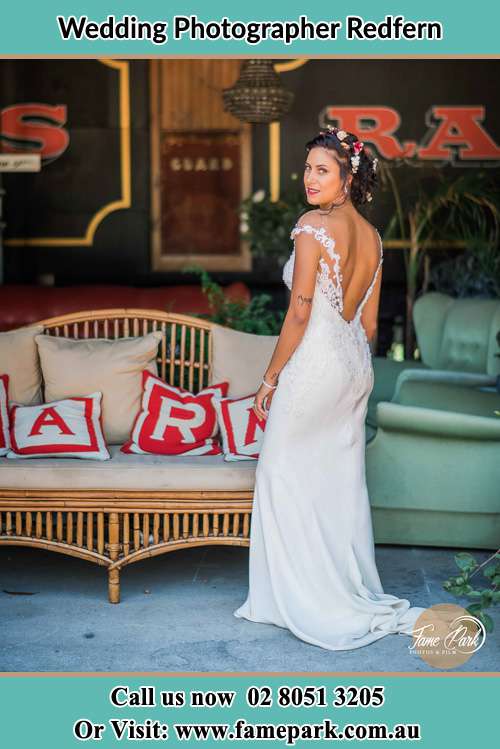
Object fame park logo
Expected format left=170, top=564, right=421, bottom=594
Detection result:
left=409, top=603, right=487, bottom=668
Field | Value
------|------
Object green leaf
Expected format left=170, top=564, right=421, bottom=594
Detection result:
left=480, top=591, right=493, bottom=608
left=454, top=552, right=477, bottom=571
left=483, top=564, right=500, bottom=579
left=446, top=585, right=469, bottom=596
left=467, top=603, right=483, bottom=614
left=475, top=611, right=494, bottom=634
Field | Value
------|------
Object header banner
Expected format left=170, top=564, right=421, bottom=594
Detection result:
left=0, top=1, right=498, bottom=56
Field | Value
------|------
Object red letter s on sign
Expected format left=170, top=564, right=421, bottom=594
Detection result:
left=1, top=103, right=69, bottom=162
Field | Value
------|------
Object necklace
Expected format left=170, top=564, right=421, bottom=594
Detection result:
left=318, top=196, right=348, bottom=215
left=318, top=205, right=334, bottom=215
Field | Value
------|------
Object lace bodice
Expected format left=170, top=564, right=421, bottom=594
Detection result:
left=282, top=222, right=384, bottom=324
left=279, top=221, right=384, bottom=416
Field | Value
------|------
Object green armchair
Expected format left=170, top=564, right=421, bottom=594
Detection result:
left=368, top=292, right=500, bottom=428
left=366, top=380, right=500, bottom=549
left=366, top=291, right=500, bottom=550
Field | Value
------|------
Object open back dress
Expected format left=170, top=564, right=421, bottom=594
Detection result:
left=233, top=219, right=426, bottom=650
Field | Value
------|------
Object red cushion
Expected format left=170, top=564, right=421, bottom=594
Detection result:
left=8, top=393, right=109, bottom=460
left=122, top=371, right=229, bottom=456
left=0, top=374, right=9, bottom=455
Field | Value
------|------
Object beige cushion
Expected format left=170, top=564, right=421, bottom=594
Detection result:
left=210, top=323, right=278, bottom=397
left=35, top=332, right=163, bottom=444
left=0, top=326, right=44, bottom=405
left=0, top=445, right=256, bottom=491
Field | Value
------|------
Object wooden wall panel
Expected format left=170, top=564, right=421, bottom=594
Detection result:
left=159, top=59, right=243, bottom=131
left=150, top=60, right=252, bottom=272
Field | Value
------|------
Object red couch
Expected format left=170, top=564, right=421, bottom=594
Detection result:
left=0, top=283, right=251, bottom=332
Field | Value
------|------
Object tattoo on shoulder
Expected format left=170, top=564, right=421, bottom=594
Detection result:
left=297, top=294, right=313, bottom=305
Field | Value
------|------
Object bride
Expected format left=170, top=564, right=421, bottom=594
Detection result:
left=233, top=126, right=426, bottom=650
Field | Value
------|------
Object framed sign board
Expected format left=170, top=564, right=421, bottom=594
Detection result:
left=150, top=60, right=252, bottom=272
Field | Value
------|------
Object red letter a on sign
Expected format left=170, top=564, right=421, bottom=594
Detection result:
left=29, top=407, right=75, bottom=436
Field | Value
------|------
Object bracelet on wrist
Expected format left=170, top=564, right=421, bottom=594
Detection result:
left=262, top=377, right=278, bottom=389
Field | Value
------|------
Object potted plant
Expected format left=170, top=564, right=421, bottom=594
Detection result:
left=239, top=176, right=308, bottom=271
left=381, top=163, right=499, bottom=357
left=443, top=550, right=500, bottom=633
left=181, top=264, right=285, bottom=335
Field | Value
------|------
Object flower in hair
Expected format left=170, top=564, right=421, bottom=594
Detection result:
left=372, top=158, right=378, bottom=173
left=336, top=129, right=348, bottom=141
left=353, top=140, right=364, bottom=154
left=350, top=154, right=361, bottom=173
left=366, top=192, right=373, bottom=202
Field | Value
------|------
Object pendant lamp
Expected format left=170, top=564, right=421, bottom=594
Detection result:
left=222, top=60, right=294, bottom=123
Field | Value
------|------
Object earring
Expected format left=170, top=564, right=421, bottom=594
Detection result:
left=344, top=184, right=349, bottom=194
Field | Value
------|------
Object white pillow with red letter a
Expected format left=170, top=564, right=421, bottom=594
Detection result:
left=0, top=374, right=10, bottom=456
left=213, top=393, right=267, bottom=461
left=7, top=392, right=110, bottom=460
left=122, top=371, right=229, bottom=456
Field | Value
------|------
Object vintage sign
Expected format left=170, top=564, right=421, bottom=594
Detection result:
left=1, top=59, right=130, bottom=248
left=1, top=104, right=69, bottom=163
left=321, top=105, right=500, bottom=164
left=0, top=153, right=41, bottom=172
left=160, top=132, right=241, bottom=257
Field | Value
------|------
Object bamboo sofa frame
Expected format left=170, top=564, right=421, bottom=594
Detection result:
left=0, top=309, right=254, bottom=603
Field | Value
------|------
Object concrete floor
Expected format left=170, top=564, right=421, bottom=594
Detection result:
left=0, top=544, right=498, bottom=673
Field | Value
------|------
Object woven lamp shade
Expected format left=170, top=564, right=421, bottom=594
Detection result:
left=222, top=60, right=294, bottom=124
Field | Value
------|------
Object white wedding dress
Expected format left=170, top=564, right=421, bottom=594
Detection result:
left=233, top=220, right=426, bottom=651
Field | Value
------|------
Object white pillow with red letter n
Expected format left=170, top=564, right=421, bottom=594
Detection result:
left=214, top=393, right=267, bottom=461
left=122, top=371, right=229, bottom=456
left=0, top=374, right=10, bottom=456
left=7, top=393, right=110, bottom=460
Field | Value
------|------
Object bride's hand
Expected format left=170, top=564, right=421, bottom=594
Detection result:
left=253, top=382, right=276, bottom=420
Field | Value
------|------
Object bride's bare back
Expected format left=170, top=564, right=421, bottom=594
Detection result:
left=292, top=208, right=383, bottom=339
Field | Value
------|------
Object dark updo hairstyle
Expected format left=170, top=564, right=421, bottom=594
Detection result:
left=305, top=127, right=378, bottom=208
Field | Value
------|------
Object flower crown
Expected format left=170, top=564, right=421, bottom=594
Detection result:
left=319, top=124, right=378, bottom=182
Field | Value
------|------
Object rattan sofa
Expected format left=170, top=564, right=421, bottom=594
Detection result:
left=0, top=309, right=255, bottom=603
left=3, top=305, right=497, bottom=603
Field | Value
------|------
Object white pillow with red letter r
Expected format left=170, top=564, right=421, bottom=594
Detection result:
left=7, top=392, right=110, bottom=460
left=0, top=374, right=10, bottom=456
left=213, top=393, right=267, bottom=461
left=122, top=371, right=229, bottom=456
